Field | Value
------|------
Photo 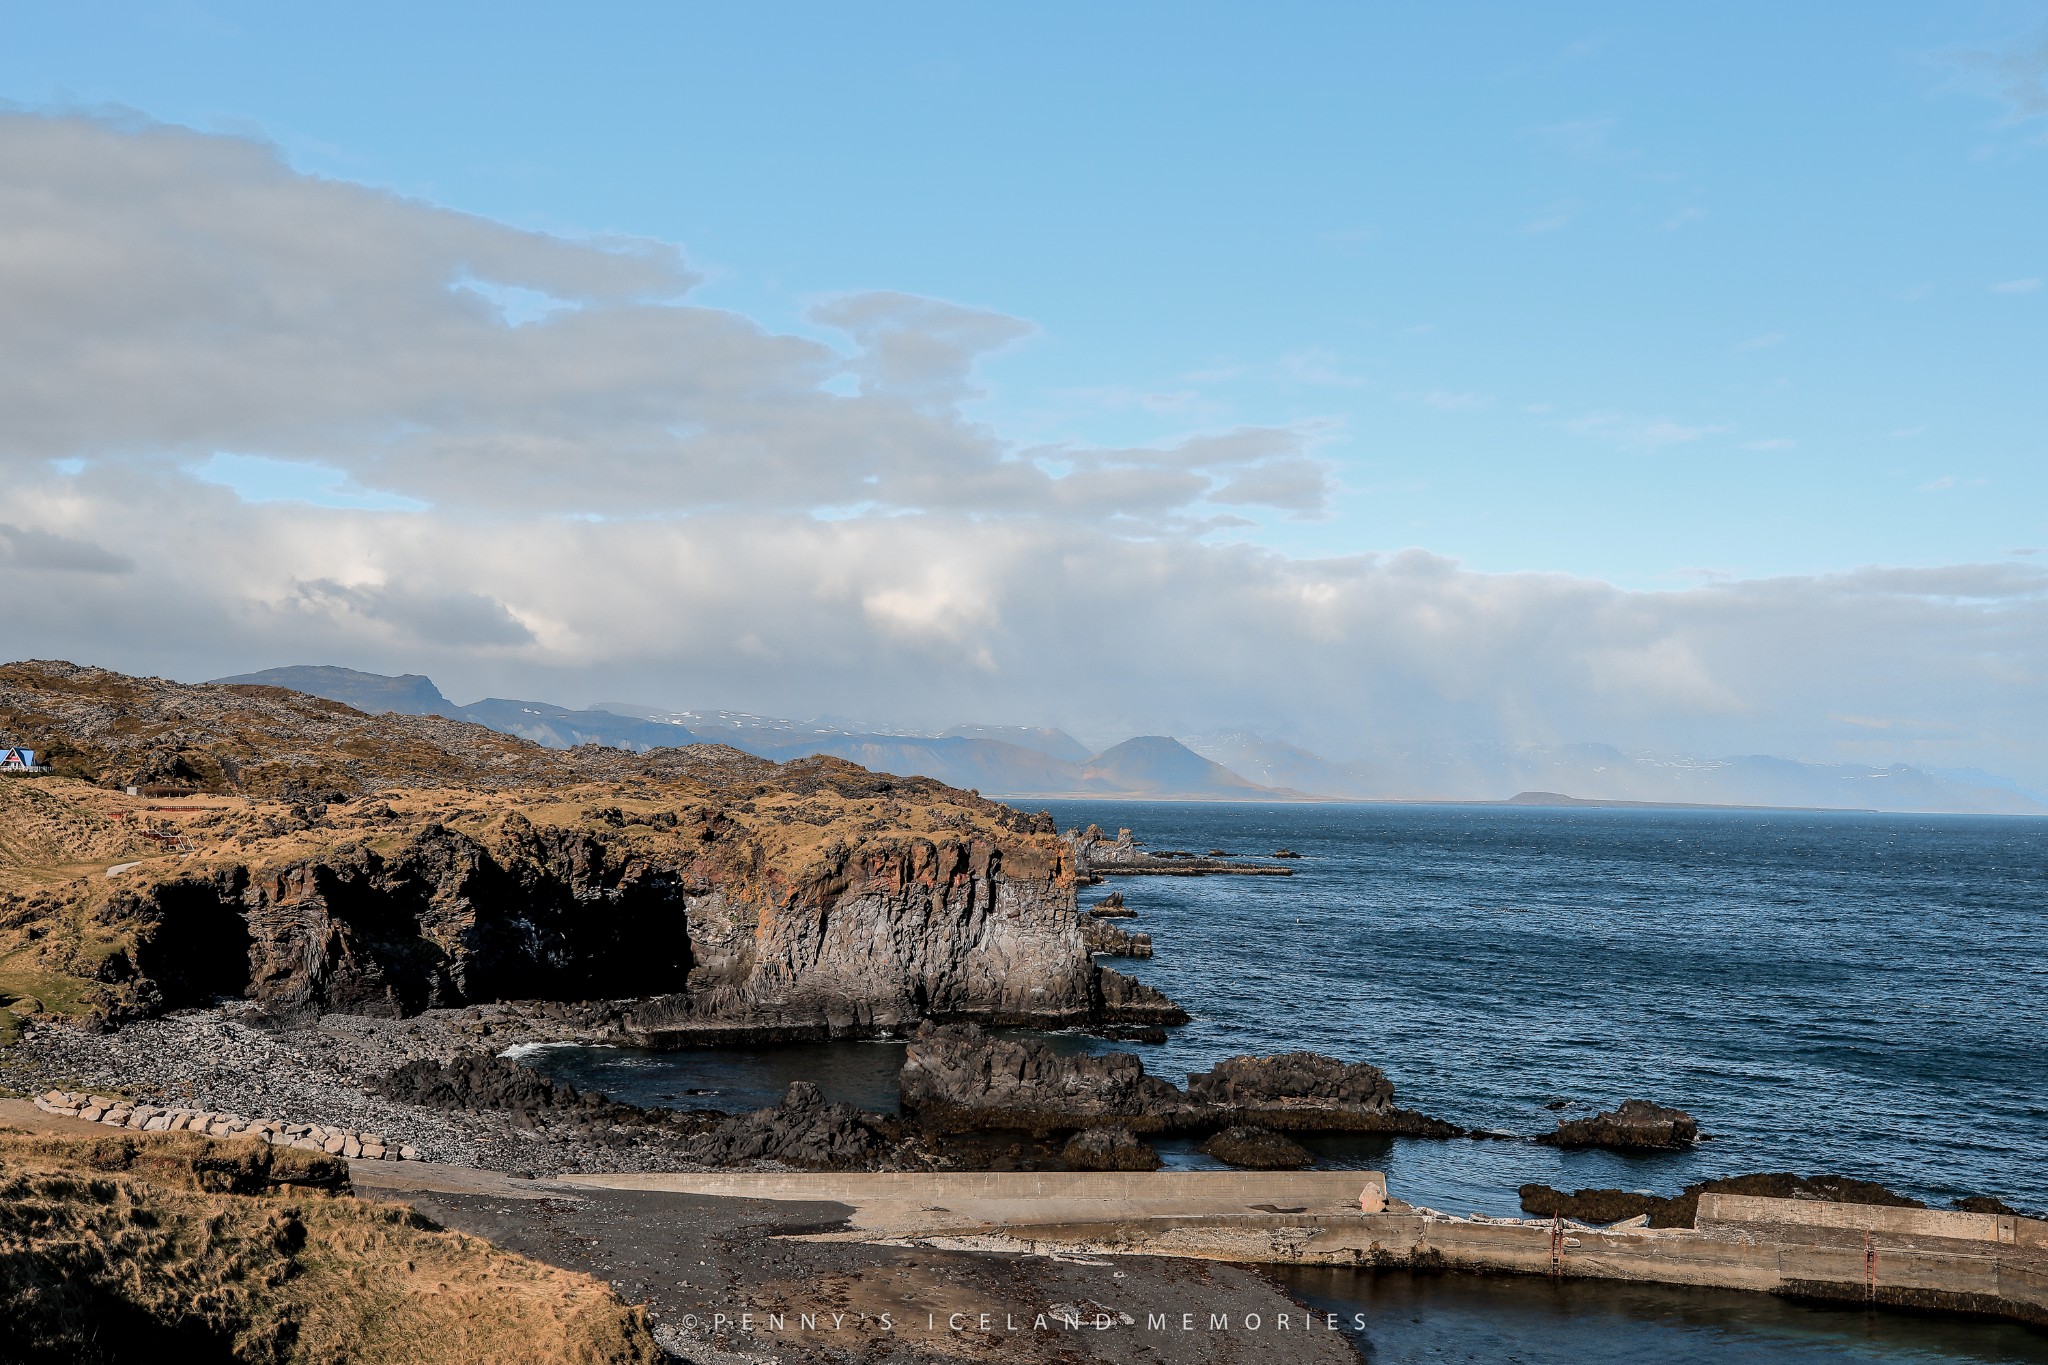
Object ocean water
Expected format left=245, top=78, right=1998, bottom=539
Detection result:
left=532, top=801, right=2048, bottom=1213
left=522, top=801, right=2048, bottom=1360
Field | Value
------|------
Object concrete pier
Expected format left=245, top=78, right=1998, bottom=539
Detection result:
left=557, top=1169, right=2048, bottom=1328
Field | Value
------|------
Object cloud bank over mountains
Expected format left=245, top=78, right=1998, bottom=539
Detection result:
left=3, top=112, right=2044, bottom=789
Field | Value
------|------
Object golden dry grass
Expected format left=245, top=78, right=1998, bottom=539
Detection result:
left=0, top=1129, right=661, bottom=1364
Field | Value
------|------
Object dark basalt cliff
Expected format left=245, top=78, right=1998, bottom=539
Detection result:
left=0, top=661, right=1148, bottom=1041
left=83, top=808, right=1096, bottom=1037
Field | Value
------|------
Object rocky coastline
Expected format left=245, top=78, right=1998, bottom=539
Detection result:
left=6, top=662, right=2022, bottom=1280
left=1066, top=824, right=1296, bottom=878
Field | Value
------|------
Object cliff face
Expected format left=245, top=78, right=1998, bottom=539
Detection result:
left=0, top=661, right=1118, bottom=1039
left=72, top=798, right=1091, bottom=1037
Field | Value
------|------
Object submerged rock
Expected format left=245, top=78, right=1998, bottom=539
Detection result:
left=1061, top=1125, right=1161, bottom=1171
left=1198, top=1125, right=1313, bottom=1170
left=1541, top=1099, right=1699, bottom=1150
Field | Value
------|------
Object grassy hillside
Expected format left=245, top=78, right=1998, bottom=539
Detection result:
left=0, top=1127, right=659, bottom=1364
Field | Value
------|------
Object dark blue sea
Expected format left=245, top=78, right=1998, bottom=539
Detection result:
left=522, top=801, right=2048, bottom=1362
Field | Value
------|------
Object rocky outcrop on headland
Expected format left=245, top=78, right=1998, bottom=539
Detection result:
left=1540, top=1098, right=1699, bottom=1150
left=897, top=1022, right=1459, bottom=1139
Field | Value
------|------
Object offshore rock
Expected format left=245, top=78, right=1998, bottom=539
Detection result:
left=1198, top=1125, right=1313, bottom=1170
left=687, top=1082, right=887, bottom=1169
left=898, top=1022, right=1194, bottom=1134
left=1088, top=890, right=1135, bottom=918
left=898, top=1022, right=1458, bottom=1138
left=1093, top=968, right=1189, bottom=1025
left=1186, top=1052, right=1461, bottom=1135
left=1541, top=1099, right=1699, bottom=1150
left=1080, top=918, right=1150, bottom=957
left=1188, top=1053, right=1394, bottom=1109
left=1061, top=1125, right=1161, bottom=1171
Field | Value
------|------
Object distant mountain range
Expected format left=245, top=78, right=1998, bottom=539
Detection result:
left=1181, top=733, right=2048, bottom=817
left=213, top=666, right=1271, bottom=800
left=212, top=665, right=2047, bottom=815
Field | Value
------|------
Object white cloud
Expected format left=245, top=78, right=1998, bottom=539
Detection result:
left=1735, top=331, right=1786, bottom=350
left=1992, top=277, right=2041, bottom=294
left=0, top=112, right=2043, bottom=789
left=0, top=111, right=1324, bottom=524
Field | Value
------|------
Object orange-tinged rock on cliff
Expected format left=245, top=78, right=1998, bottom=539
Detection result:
left=0, top=661, right=1181, bottom=1040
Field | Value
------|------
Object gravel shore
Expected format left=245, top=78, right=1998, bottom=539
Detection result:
left=0, top=1004, right=717, bottom=1175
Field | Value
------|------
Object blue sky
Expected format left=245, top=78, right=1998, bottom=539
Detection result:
left=1, top=5, right=2044, bottom=789
left=9, top=1, right=2045, bottom=588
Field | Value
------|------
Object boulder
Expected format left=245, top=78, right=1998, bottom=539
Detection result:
left=1198, top=1125, right=1313, bottom=1170
left=1542, top=1099, right=1698, bottom=1150
left=1061, top=1126, right=1161, bottom=1172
